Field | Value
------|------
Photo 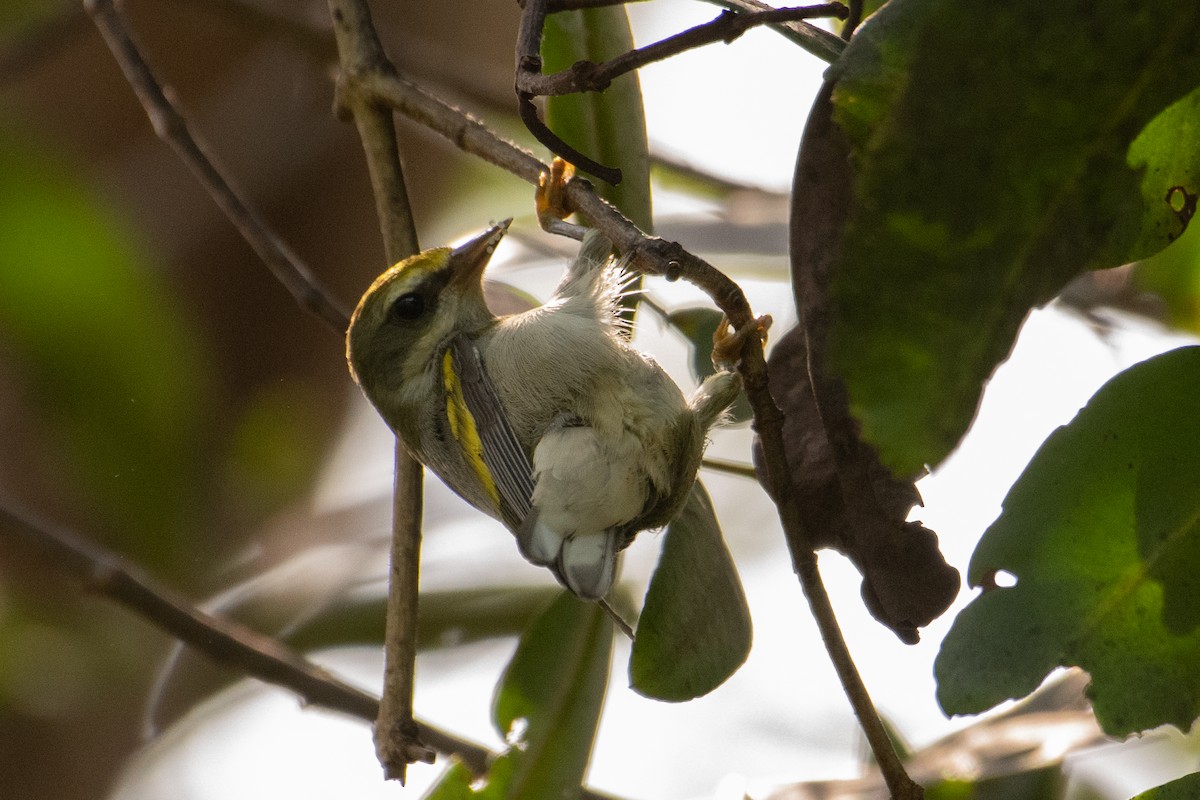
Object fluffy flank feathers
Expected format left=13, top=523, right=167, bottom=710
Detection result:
left=550, top=229, right=638, bottom=334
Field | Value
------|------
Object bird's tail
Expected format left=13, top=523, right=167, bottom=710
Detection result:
left=518, top=509, right=619, bottom=601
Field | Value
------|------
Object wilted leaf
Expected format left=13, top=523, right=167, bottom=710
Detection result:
left=826, top=0, right=1200, bottom=474
left=630, top=482, right=751, bottom=701
left=936, top=347, right=1200, bottom=735
left=786, top=84, right=958, bottom=642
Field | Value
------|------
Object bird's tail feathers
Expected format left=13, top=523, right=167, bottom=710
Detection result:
left=516, top=511, right=619, bottom=601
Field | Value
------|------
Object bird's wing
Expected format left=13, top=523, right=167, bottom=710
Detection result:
left=447, top=335, right=535, bottom=528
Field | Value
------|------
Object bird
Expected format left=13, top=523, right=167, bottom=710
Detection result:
left=346, top=221, right=746, bottom=602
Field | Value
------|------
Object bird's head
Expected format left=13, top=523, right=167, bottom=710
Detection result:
left=346, top=220, right=509, bottom=396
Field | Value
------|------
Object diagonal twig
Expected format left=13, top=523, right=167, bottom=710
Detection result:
left=84, top=0, right=351, bottom=335
left=699, top=0, right=846, bottom=62
left=517, top=4, right=848, bottom=97
left=0, top=500, right=491, bottom=775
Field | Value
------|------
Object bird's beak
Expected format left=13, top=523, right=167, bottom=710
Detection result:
left=448, top=218, right=511, bottom=288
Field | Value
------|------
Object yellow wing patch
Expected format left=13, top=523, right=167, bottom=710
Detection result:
left=442, top=349, right=502, bottom=509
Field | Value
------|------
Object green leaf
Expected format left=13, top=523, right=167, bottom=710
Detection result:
left=667, top=308, right=751, bottom=424
left=1134, top=85, right=1200, bottom=334
left=936, top=346, right=1200, bottom=736
left=630, top=482, right=752, bottom=701
left=1131, top=772, right=1200, bottom=800
left=425, top=591, right=612, bottom=800
left=1136, top=214, right=1200, bottom=335
left=492, top=592, right=611, bottom=798
left=825, top=0, right=1200, bottom=474
left=542, top=6, right=652, bottom=231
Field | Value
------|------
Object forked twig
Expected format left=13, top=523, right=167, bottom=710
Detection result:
left=513, top=1, right=846, bottom=184
left=517, top=4, right=848, bottom=97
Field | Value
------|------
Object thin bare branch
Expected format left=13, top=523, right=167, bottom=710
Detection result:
left=84, top=0, right=351, bottom=335
left=698, top=0, right=847, bottom=62
left=0, top=500, right=491, bottom=776
left=326, top=0, right=428, bottom=782
left=798, top=555, right=924, bottom=799
left=517, top=5, right=848, bottom=97
left=701, top=457, right=759, bottom=479
left=362, top=71, right=546, bottom=181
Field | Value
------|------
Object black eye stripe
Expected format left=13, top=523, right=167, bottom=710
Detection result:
left=386, top=265, right=451, bottom=324
left=389, top=292, right=426, bottom=321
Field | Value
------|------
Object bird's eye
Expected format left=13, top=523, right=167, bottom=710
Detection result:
left=389, top=292, right=425, bottom=321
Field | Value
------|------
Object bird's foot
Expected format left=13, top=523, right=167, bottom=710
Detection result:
left=712, top=313, right=773, bottom=370
left=536, top=157, right=588, bottom=241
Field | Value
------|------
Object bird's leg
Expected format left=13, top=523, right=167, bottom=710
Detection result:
left=536, top=157, right=588, bottom=241
left=599, top=598, right=636, bottom=639
left=713, top=313, right=773, bottom=370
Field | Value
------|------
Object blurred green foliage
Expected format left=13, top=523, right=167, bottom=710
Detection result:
left=0, top=128, right=214, bottom=567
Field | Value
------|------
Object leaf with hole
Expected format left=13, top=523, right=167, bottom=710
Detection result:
left=936, top=347, right=1200, bottom=736
left=825, top=0, right=1200, bottom=475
